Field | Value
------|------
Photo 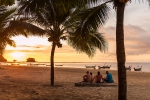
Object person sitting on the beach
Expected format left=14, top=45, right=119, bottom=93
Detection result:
left=83, top=71, right=91, bottom=82
left=103, top=71, right=114, bottom=83
left=90, top=72, right=94, bottom=83
left=93, top=71, right=103, bottom=83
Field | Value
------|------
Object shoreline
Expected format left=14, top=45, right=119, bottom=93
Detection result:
left=1, top=65, right=149, bottom=73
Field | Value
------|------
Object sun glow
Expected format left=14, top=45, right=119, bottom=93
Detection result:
left=11, top=52, right=25, bottom=59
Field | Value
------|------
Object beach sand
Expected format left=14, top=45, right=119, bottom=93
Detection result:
left=0, top=65, right=150, bottom=100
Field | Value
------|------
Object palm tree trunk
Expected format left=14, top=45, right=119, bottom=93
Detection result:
left=50, top=42, right=56, bottom=86
left=116, top=3, right=127, bottom=100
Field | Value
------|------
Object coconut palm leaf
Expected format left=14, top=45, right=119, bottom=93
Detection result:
left=0, top=8, right=16, bottom=30
left=18, top=0, right=104, bottom=15
left=69, top=2, right=110, bottom=35
left=0, top=6, right=6, bottom=14
left=0, top=0, right=15, bottom=6
left=31, top=3, right=72, bottom=27
left=0, top=35, right=15, bottom=54
left=0, top=39, right=15, bottom=55
left=0, top=7, right=47, bottom=54
left=0, top=8, right=46, bottom=37
left=6, top=20, right=47, bottom=37
left=89, top=32, right=108, bottom=52
left=30, top=4, right=72, bottom=38
left=68, top=34, right=96, bottom=57
left=0, top=7, right=16, bottom=54
left=31, top=10, right=51, bottom=27
left=18, top=0, right=51, bottom=15
left=67, top=29, right=107, bottom=57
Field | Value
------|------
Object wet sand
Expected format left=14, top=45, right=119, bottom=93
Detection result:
left=0, top=65, right=150, bottom=100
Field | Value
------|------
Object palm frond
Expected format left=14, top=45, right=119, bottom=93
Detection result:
left=68, top=34, right=96, bottom=57
left=4, top=20, right=47, bottom=37
left=0, top=36, right=15, bottom=55
left=26, top=3, right=72, bottom=29
left=0, top=8, right=16, bottom=30
left=81, top=2, right=110, bottom=30
left=30, top=4, right=73, bottom=38
left=0, top=0, right=15, bottom=6
left=0, top=6, right=6, bottom=14
left=89, top=32, right=108, bottom=52
left=67, top=30, right=107, bottom=57
left=31, top=8, right=53, bottom=27
left=18, top=0, right=101, bottom=16
left=18, top=0, right=50, bottom=15
left=0, top=7, right=16, bottom=55
left=69, top=2, right=110, bottom=35
left=0, top=8, right=47, bottom=55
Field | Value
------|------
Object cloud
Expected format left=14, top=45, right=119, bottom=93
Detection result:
left=5, top=44, right=80, bottom=56
left=124, top=25, right=150, bottom=55
left=99, top=24, right=150, bottom=57
left=17, top=45, right=43, bottom=48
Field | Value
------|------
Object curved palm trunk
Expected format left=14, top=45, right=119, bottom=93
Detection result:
left=50, top=42, right=56, bottom=86
left=116, top=3, right=127, bottom=100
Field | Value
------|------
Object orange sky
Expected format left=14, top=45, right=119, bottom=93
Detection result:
left=3, top=1, right=150, bottom=62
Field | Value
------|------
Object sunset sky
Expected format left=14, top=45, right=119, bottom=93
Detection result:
left=4, top=1, right=150, bottom=62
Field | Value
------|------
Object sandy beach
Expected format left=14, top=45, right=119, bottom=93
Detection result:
left=0, top=65, right=150, bottom=100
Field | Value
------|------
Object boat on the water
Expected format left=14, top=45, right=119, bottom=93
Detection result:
left=29, top=63, right=46, bottom=66
left=30, top=63, right=38, bottom=66
left=98, top=65, right=111, bottom=69
left=134, top=66, right=142, bottom=71
left=126, top=65, right=132, bottom=70
left=37, top=64, right=46, bottom=65
left=55, top=64, right=63, bottom=66
left=98, top=63, right=111, bottom=69
left=85, top=65, right=96, bottom=69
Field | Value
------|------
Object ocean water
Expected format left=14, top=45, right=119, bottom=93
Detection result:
left=53, top=62, right=150, bottom=72
left=1, top=62, right=150, bottom=72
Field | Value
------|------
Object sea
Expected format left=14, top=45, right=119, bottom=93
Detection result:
left=0, top=62, right=150, bottom=72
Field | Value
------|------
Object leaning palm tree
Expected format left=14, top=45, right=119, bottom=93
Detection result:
left=18, top=1, right=108, bottom=86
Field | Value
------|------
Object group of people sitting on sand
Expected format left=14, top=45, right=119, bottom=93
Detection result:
left=83, top=71, right=114, bottom=83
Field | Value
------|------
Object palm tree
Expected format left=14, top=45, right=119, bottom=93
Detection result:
left=114, top=0, right=130, bottom=100
left=17, top=1, right=108, bottom=86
